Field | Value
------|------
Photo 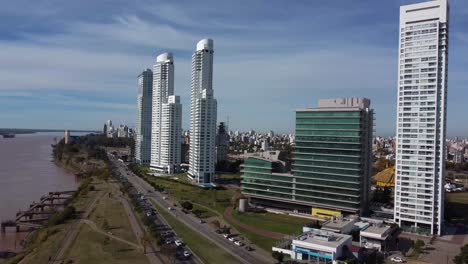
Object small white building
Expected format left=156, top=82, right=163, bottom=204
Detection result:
left=360, top=224, right=394, bottom=252
left=321, top=216, right=359, bottom=234
left=273, top=229, right=352, bottom=264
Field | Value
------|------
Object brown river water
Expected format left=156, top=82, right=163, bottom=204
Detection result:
left=0, top=132, right=81, bottom=252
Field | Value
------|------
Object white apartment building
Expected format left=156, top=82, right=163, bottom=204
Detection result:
left=136, top=69, right=153, bottom=165
left=394, top=0, right=448, bottom=235
left=188, top=39, right=217, bottom=183
left=150, top=53, right=182, bottom=174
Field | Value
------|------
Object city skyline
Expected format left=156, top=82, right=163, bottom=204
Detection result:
left=1, top=0, right=468, bottom=136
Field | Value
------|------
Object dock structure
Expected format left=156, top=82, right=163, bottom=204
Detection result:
left=1, top=191, right=76, bottom=233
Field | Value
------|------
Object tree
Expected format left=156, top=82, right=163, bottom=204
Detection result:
left=272, top=251, right=284, bottom=263
left=413, top=239, right=425, bottom=254
left=453, top=244, right=468, bottom=264
left=181, top=201, right=193, bottom=211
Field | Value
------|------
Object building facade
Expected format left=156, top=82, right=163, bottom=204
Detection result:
left=394, top=0, right=448, bottom=236
left=242, top=98, right=373, bottom=217
left=216, top=122, right=229, bottom=163
left=188, top=39, right=217, bottom=183
left=150, top=53, right=182, bottom=174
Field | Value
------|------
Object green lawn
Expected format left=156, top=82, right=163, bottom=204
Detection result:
left=218, top=173, right=242, bottom=179
left=226, top=220, right=279, bottom=252
left=446, top=192, right=468, bottom=224
left=143, top=175, right=235, bottom=215
left=89, top=183, right=139, bottom=244
left=231, top=210, right=311, bottom=235
left=151, top=201, right=242, bottom=264
left=62, top=225, right=148, bottom=264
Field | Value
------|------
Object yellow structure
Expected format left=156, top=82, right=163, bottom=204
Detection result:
left=312, top=208, right=342, bottom=219
left=373, top=166, right=395, bottom=188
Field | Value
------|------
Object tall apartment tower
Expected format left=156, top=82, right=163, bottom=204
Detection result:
left=394, top=0, right=448, bottom=236
left=150, top=53, right=182, bottom=174
left=188, top=39, right=217, bottom=184
left=135, top=69, right=153, bottom=165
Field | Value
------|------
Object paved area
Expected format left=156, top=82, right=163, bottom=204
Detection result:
left=119, top=164, right=272, bottom=264
left=224, top=206, right=285, bottom=240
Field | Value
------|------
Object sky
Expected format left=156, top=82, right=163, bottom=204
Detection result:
left=0, top=0, right=467, bottom=136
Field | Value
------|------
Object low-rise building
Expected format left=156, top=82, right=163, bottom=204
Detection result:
left=273, top=228, right=352, bottom=264
left=321, top=216, right=359, bottom=234
left=359, top=224, right=394, bottom=252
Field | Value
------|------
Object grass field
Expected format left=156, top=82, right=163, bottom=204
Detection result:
left=231, top=210, right=311, bottom=235
left=143, top=175, right=236, bottom=215
left=62, top=225, right=148, bottom=264
left=446, top=192, right=468, bottom=224
left=89, top=183, right=138, bottom=244
left=151, top=201, right=242, bottom=264
left=218, top=173, right=242, bottom=179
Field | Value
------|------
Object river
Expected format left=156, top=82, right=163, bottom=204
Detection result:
left=0, top=132, right=81, bottom=252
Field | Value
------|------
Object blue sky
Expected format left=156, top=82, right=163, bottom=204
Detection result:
left=0, top=0, right=467, bottom=136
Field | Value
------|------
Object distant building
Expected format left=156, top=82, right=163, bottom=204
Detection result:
left=135, top=69, right=153, bottom=165
left=242, top=98, right=373, bottom=217
left=64, top=130, right=70, bottom=144
left=216, top=122, right=229, bottom=163
left=188, top=39, right=217, bottom=183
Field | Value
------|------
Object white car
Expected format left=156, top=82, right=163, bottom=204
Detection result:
left=168, top=207, right=174, bottom=210
left=234, top=241, right=244, bottom=246
left=163, top=196, right=168, bottom=200
left=228, top=237, right=236, bottom=242
left=175, top=240, right=183, bottom=247
left=165, top=239, right=172, bottom=244
left=223, top=234, right=230, bottom=239
left=391, top=257, right=404, bottom=263
left=183, top=251, right=191, bottom=257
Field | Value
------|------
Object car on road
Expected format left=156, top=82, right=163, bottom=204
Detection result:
left=183, top=251, right=191, bottom=257
left=163, top=196, right=168, bottom=200
left=234, top=241, right=244, bottom=246
left=165, top=239, right=172, bottom=244
left=244, top=246, right=253, bottom=251
left=199, top=219, right=206, bottom=224
left=390, top=257, right=404, bottom=263
left=168, top=207, right=174, bottom=210
left=175, top=240, right=183, bottom=247
left=223, top=234, right=230, bottom=238
left=228, top=237, right=236, bottom=242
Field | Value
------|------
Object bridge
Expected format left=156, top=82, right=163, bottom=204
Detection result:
left=1, top=191, right=76, bottom=233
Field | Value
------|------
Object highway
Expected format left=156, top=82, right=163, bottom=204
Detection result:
left=110, top=157, right=272, bottom=264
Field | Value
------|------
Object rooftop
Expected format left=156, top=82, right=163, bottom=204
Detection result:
left=293, top=228, right=351, bottom=248
left=321, top=216, right=358, bottom=232
left=360, top=224, right=393, bottom=240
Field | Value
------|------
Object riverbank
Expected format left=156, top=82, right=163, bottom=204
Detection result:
left=0, top=133, right=80, bottom=254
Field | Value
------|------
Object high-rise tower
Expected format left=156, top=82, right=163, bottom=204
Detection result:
left=150, top=53, right=182, bottom=174
left=135, top=69, right=153, bottom=165
left=188, top=39, right=217, bottom=183
left=394, top=0, right=448, bottom=235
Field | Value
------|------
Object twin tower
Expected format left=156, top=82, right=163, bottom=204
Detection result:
left=135, top=39, right=217, bottom=184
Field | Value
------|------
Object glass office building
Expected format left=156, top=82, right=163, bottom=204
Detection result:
left=242, top=98, right=373, bottom=217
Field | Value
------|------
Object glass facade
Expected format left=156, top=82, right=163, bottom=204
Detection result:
left=242, top=102, right=373, bottom=215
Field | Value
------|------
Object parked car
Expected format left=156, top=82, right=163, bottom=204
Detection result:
left=183, top=251, right=191, bottom=257
left=234, top=241, right=244, bottom=246
left=165, top=239, right=172, bottom=245
left=163, top=196, right=168, bottom=200
left=199, top=219, right=206, bottom=224
left=168, top=207, right=174, bottom=210
left=244, top=246, right=253, bottom=251
left=390, top=257, right=404, bottom=263
left=228, top=237, right=236, bottom=242
left=223, top=234, right=230, bottom=239
left=175, top=240, right=183, bottom=247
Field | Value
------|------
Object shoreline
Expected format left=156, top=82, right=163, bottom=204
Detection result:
left=0, top=158, right=81, bottom=255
